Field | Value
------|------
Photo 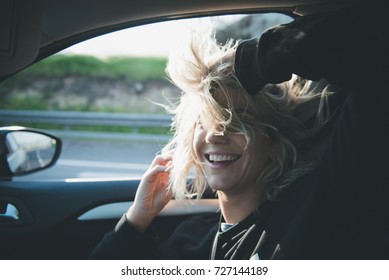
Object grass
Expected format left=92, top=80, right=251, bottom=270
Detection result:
left=2, top=122, right=172, bottom=135
left=2, top=91, right=48, bottom=110
left=21, top=54, right=168, bottom=82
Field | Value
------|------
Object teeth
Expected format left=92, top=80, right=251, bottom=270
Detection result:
left=209, top=154, right=239, bottom=162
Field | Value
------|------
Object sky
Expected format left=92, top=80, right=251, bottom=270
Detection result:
left=61, top=21, right=185, bottom=58
left=60, top=16, right=244, bottom=58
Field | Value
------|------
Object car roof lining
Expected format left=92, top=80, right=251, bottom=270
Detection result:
left=42, top=0, right=352, bottom=46
left=0, top=0, right=364, bottom=79
left=0, top=0, right=43, bottom=78
left=40, top=0, right=356, bottom=58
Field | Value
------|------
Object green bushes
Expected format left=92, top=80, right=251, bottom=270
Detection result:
left=0, top=54, right=170, bottom=111
left=21, top=55, right=167, bottom=82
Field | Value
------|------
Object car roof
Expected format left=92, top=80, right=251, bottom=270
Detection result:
left=0, top=0, right=366, bottom=79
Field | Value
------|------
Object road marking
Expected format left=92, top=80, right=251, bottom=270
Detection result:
left=57, top=159, right=149, bottom=170
left=77, top=172, right=143, bottom=178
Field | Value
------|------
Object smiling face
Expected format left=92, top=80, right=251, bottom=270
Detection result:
left=192, top=90, right=273, bottom=197
left=164, top=34, right=280, bottom=202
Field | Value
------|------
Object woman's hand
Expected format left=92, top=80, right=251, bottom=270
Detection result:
left=125, top=152, right=173, bottom=232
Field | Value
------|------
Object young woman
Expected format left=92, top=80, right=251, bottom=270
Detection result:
left=90, top=3, right=388, bottom=259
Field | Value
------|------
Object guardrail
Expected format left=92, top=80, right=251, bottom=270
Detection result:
left=0, top=110, right=172, bottom=141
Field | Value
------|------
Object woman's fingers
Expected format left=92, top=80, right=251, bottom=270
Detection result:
left=147, top=164, right=168, bottom=176
left=151, top=154, right=172, bottom=166
left=144, top=152, right=174, bottom=180
left=150, top=149, right=175, bottom=167
left=125, top=151, right=175, bottom=232
left=142, top=164, right=170, bottom=183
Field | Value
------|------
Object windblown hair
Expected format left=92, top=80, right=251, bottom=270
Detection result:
left=163, top=32, right=331, bottom=203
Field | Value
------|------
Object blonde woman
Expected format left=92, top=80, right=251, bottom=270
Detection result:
left=91, top=3, right=388, bottom=259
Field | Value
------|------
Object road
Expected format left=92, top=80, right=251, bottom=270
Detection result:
left=15, top=138, right=167, bottom=181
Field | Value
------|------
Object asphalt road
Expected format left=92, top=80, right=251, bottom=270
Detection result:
left=15, top=138, right=167, bottom=181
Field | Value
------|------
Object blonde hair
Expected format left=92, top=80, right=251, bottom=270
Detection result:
left=163, top=32, right=331, bottom=202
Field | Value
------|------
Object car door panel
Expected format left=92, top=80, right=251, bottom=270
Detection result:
left=0, top=178, right=218, bottom=259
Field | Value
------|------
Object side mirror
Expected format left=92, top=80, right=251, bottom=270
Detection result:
left=0, top=126, right=62, bottom=179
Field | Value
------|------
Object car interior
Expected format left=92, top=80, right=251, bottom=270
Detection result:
left=0, top=0, right=379, bottom=260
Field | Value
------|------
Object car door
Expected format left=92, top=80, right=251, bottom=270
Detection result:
left=0, top=12, right=292, bottom=260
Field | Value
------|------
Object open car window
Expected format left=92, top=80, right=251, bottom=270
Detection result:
left=0, top=13, right=292, bottom=181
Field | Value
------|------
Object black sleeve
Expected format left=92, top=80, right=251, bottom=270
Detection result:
left=153, top=213, right=219, bottom=259
left=295, top=4, right=389, bottom=258
left=236, top=2, right=389, bottom=197
left=89, top=213, right=219, bottom=260
left=312, top=89, right=389, bottom=258
left=89, top=214, right=159, bottom=260
left=236, top=2, right=389, bottom=258
left=302, top=3, right=389, bottom=258
left=235, top=2, right=389, bottom=94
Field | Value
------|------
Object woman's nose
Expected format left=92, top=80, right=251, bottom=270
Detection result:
left=204, top=127, right=228, bottom=144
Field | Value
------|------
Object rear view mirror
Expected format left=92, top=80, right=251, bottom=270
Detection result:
left=0, top=127, right=61, bottom=179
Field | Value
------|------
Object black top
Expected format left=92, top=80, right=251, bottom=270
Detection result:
left=211, top=202, right=273, bottom=260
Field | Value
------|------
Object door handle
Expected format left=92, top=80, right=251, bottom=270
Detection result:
left=0, top=201, right=20, bottom=222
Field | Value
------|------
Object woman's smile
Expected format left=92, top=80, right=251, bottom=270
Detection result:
left=204, top=152, right=241, bottom=168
